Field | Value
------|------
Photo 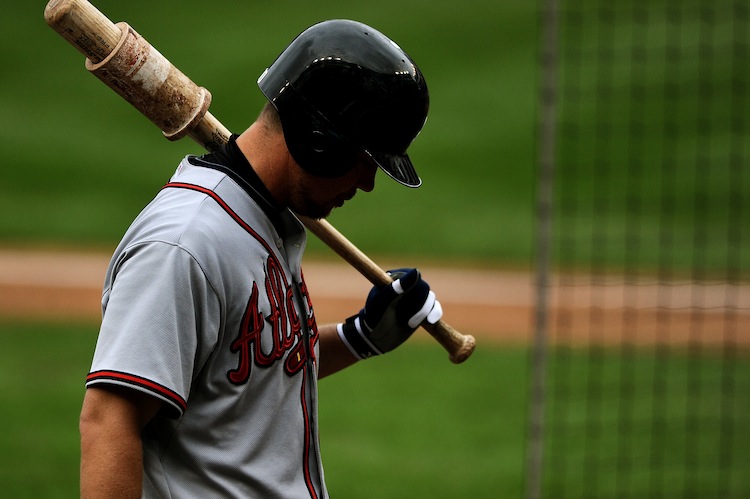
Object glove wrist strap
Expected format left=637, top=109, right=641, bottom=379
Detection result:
left=337, top=316, right=382, bottom=360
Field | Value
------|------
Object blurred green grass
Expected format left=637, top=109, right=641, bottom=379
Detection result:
left=543, top=345, right=750, bottom=498
left=0, top=0, right=537, bottom=265
left=3, top=321, right=746, bottom=497
left=0, top=321, right=91, bottom=497
left=0, top=321, right=530, bottom=498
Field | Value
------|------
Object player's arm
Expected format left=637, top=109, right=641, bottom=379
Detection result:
left=317, top=268, right=442, bottom=379
left=317, top=323, right=359, bottom=378
left=80, top=385, right=162, bottom=499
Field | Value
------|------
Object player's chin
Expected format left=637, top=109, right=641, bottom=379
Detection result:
left=294, top=200, right=336, bottom=220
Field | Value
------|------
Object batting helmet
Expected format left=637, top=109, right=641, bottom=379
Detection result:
left=257, top=19, right=429, bottom=187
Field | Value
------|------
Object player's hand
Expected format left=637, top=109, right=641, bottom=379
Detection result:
left=337, top=268, right=443, bottom=359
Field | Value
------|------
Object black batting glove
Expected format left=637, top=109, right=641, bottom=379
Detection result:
left=337, top=268, right=443, bottom=359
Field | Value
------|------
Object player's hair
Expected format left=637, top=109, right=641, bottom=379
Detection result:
left=258, top=101, right=283, bottom=134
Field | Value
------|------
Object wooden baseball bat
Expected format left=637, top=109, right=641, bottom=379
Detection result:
left=44, top=0, right=476, bottom=364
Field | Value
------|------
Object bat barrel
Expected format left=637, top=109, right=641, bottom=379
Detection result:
left=44, top=0, right=120, bottom=63
left=45, top=0, right=228, bottom=149
left=85, top=22, right=212, bottom=141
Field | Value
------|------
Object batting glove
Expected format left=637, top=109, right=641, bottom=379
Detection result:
left=337, top=268, right=443, bottom=359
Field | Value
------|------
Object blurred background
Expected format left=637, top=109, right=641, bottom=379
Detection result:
left=0, top=0, right=748, bottom=498
left=0, top=0, right=534, bottom=264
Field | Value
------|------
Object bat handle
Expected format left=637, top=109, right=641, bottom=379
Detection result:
left=298, top=216, right=476, bottom=363
left=423, top=320, right=476, bottom=364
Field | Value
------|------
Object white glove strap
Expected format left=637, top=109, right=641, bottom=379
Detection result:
left=407, top=291, right=443, bottom=328
left=427, top=298, right=443, bottom=325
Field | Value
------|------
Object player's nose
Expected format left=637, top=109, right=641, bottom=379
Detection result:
left=355, top=157, right=377, bottom=192
left=358, top=167, right=376, bottom=192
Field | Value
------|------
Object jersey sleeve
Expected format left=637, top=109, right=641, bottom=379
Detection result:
left=86, top=241, right=221, bottom=418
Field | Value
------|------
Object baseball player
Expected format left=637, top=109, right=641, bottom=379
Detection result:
left=79, top=20, right=442, bottom=498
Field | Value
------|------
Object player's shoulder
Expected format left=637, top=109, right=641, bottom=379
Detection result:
left=169, top=155, right=228, bottom=189
left=114, top=155, right=281, bottom=277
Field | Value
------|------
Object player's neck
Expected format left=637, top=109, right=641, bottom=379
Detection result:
left=235, top=124, right=295, bottom=209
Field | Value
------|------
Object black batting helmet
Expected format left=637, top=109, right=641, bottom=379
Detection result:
left=257, top=19, right=429, bottom=187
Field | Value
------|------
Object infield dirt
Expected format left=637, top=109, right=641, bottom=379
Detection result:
left=1, top=248, right=746, bottom=347
left=0, top=248, right=524, bottom=343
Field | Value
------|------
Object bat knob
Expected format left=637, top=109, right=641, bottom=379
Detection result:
left=449, top=334, right=476, bottom=364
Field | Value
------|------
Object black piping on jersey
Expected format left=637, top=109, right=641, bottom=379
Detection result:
left=188, top=134, right=286, bottom=237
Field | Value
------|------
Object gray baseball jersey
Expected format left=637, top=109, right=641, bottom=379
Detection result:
left=86, top=155, right=328, bottom=498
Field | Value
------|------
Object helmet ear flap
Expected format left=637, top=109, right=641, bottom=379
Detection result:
left=301, top=129, right=357, bottom=178
left=309, top=130, right=329, bottom=153
left=275, top=92, right=358, bottom=178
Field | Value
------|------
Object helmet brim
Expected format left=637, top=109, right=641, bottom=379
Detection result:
left=366, top=150, right=422, bottom=188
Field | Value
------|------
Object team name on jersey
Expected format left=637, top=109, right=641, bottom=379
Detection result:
left=227, top=254, right=318, bottom=384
